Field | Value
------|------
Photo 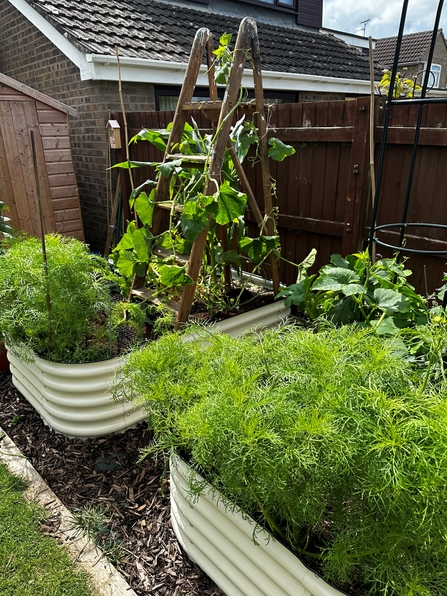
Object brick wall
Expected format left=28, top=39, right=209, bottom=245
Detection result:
left=400, top=33, right=447, bottom=91
left=0, top=2, right=155, bottom=252
left=399, top=64, right=424, bottom=86
left=421, top=33, right=447, bottom=90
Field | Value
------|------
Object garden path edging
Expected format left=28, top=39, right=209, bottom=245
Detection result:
left=0, top=426, right=138, bottom=596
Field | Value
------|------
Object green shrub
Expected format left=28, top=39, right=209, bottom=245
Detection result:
left=0, top=234, right=143, bottom=363
left=117, top=324, right=447, bottom=596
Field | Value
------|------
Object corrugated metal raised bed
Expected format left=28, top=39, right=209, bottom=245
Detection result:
left=7, top=351, right=139, bottom=438
left=7, top=300, right=290, bottom=438
left=170, top=455, right=343, bottom=596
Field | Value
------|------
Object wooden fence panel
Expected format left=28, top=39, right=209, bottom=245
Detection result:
left=249, top=98, right=371, bottom=285
left=374, top=98, right=447, bottom=293
left=113, top=96, right=447, bottom=294
left=113, top=100, right=371, bottom=287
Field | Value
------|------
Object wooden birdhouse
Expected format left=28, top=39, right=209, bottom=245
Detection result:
left=107, top=119, right=122, bottom=149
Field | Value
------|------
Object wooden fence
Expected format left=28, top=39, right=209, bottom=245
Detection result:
left=112, top=96, right=447, bottom=294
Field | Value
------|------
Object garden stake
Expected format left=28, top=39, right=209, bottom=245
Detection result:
left=115, top=46, right=135, bottom=197
left=368, top=35, right=377, bottom=263
left=30, top=129, right=52, bottom=343
left=251, top=29, right=280, bottom=295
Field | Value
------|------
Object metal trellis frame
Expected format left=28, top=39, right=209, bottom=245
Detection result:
left=368, top=0, right=447, bottom=266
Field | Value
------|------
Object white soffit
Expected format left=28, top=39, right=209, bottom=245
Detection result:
left=10, top=0, right=371, bottom=94
left=86, top=55, right=372, bottom=93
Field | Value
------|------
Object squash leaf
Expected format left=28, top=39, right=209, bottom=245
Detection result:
left=158, top=265, right=193, bottom=289
left=268, top=138, right=296, bottom=162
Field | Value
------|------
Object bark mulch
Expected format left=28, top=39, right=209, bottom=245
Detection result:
left=0, top=368, right=225, bottom=596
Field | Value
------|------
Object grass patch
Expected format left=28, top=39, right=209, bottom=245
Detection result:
left=0, top=463, right=92, bottom=596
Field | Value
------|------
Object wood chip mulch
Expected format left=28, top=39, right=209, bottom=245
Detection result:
left=0, top=368, right=226, bottom=596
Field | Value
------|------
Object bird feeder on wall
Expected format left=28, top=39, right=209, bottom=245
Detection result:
left=107, top=120, right=122, bottom=149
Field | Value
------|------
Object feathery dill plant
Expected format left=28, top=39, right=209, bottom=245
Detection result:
left=0, top=234, right=143, bottom=363
left=70, top=505, right=126, bottom=565
left=118, top=323, right=447, bottom=596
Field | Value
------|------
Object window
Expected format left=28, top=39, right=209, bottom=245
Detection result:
left=430, top=64, right=441, bottom=88
left=155, top=86, right=297, bottom=111
left=243, top=0, right=297, bottom=8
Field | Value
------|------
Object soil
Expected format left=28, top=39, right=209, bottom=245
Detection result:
left=0, top=368, right=225, bottom=596
left=189, top=288, right=275, bottom=323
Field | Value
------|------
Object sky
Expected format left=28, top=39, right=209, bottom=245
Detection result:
left=323, top=0, right=446, bottom=39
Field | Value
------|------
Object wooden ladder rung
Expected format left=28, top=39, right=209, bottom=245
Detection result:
left=152, top=246, right=189, bottom=266
left=166, top=153, right=208, bottom=165
left=181, top=100, right=256, bottom=112
left=130, top=287, right=155, bottom=301
left=130, top=287, right=180, bottom=312
left=182, top=100, right=223, bottom=111
left=154, top=201, right=184, bottom=212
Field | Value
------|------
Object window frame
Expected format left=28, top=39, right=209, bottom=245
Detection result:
left=238, top=0, right=297, bottom=13
left=175, top=0, right=299, bottom=18
left=155, top=85, right=298, bottom=111
left=429, top=63, right=442, bottom=89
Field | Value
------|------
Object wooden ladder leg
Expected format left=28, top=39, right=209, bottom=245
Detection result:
left=250, top=23, right=281, bottom=296
left=176, top=18, right=255, bottom=326
left=155, top=28, right=213, bottom=204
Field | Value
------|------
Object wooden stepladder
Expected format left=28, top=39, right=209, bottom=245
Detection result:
left=131, top=17, right=280, bottom=326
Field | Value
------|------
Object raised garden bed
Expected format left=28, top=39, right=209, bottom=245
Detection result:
left=170, top=454, right=343, bottom=596
left=7, top=299, right=290, bottom=438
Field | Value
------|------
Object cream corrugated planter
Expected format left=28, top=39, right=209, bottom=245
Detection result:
left=7, top=350, right=141, bottom=439
left=190, top=300, right=291, bottom=338
left=170, top=455, right=344, bottom=596
left=7, top=301, right=290, bottom=439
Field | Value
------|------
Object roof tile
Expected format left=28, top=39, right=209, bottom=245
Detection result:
left=27, top=0, right=378, bottom=80
left=374, top=30, right=439, bottom=66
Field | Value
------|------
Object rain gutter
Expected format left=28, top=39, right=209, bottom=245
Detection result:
left=86, top=54, right=373, bottom=94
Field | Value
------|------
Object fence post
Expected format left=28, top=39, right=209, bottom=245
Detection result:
left=342, top=96, right=371, bottom=255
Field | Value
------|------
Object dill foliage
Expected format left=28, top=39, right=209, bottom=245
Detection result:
left=0, top=234, right=143, bottom=363
left=118, top=324, right=447, bottom=596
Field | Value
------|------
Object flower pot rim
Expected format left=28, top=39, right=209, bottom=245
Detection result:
left=5, top=343, right=125, bottom=367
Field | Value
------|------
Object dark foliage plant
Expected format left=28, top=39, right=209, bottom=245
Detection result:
left=0, top=200, right=13, bottom=237
left=0, top=234, right=144, bottom=363
left=116, top=323, right=447, bottom=596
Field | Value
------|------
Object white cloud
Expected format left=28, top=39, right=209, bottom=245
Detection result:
left=323, top=0, right=446, bottom=39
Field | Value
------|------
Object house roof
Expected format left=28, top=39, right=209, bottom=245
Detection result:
left=25, top=0, right=377, bottom=81
left=374, top=30, right=440, bottom=66
left=0, top=71, right=77, bottom=116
